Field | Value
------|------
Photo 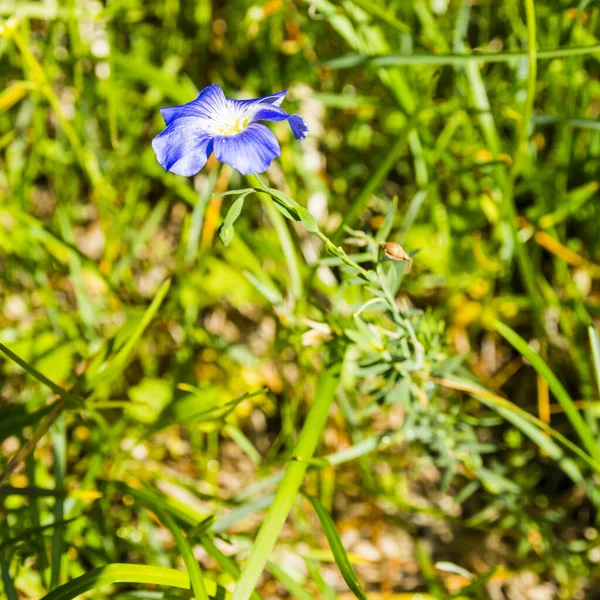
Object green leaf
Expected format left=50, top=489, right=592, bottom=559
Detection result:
left=158, top=511, right=209, bottom=600
left=268, top=197, right=300, bottom=221
left=127, top=378, right=173, bottom=423
left=39, top=564, right=200, bottom=600
left=305, top=494, right=367, bottom=600
left=218, top=193, right=248, bottom=246
left=295, top=206, right=318, bottom=233
left=256, top=186, right=318, bottom=232
left=590, top=326, right=600, bottom=398
left=116, top=483, right=263, bottom=600
left=494, top=320, right=600, bottom=464
left=215, top=188, right=254, bottom=198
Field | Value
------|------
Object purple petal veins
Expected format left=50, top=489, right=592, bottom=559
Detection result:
left=152, top=84, right=308, bottom=176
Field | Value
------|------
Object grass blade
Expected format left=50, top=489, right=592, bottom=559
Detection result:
left=347, top=0, right=410, bottom=32
left=0, top=558, right=18, bottom=600
left=306, top=559, right=338, bottom=600
left=0, top=342, right=73, bottom=400
left=425, top=374, right=600, bottom=474
left=533, top=116, right=600, bottom=131
left=305, top=494, right=367, bottom=600
left=158, top=512, right=209, bottom=600
left=85, top=278, right=171, bottom=389
left=50, top=415, right=66, bottom=590
left=197, top=536, right=263, bottom=600
left=119, top=482, right=264, bottom=600
left=231, top=367, right=339, bottom=600
left=186, top=169, right=218, bottom=265
left=0, top=400, right=66, bottom=485
left=321, top=44, right=600, bottom=69
left=590, top=326, right=600, bottom=398
left=39, top=564, right=195, bottom=600
left=494, top=320, right=600, bottom=463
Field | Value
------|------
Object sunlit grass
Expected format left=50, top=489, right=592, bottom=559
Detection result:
left=2, top=1, right=600, bottom=599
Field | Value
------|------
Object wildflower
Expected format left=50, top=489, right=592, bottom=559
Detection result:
left=152, top=84, right=308, bottom=176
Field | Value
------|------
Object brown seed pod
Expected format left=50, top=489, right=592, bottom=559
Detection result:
left=380, top=241, right=412, bottom=262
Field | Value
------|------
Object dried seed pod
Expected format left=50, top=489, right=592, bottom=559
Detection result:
left=380, top=241, right=412, bottom=262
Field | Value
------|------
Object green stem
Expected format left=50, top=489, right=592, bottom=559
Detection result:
left=252, top=177, right=370, bottom=280
left=249, top=175, right=303, bottom=302
left=501, top=0, right=543, bottom=330
left=512, top=0, right=538, bottom=181
left=231, top=367, right=339, bottom=600
left=315, top=230, right=370, bottom=279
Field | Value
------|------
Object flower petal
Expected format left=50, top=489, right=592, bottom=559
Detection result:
left=160, top=84, right=228, bottom=126
left=252, top=104, right=289, bottom=122
left=288, top=115, right=309, bottom=141
left=248, top=105, right=309, bottom=141
left=213, top=123, right=280, bottom=175
left=231, top=90, right=288, bottom=111
left=152, top=118, right=214, bottom=176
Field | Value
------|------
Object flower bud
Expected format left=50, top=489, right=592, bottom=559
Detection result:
left=380, top=241, right=411, bottom=262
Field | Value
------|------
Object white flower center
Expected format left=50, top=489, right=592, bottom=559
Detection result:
left=217, top=116, right=251, bottom=136
left=210, top=101, right=257, bottom=136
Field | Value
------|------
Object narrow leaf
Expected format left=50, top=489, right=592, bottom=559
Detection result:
left=158, top=511, right=209, bottom=600
left=218, top=193, right=248, bottom=246
left=305, top=494, right=367, bottom=600
left=589, top=326, right=600, bottom=398
left=494, top=320, right=600, bottom=463
left=39, top=564, right=194, bottom=600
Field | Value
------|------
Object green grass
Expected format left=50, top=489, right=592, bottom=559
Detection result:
left=2, top=1, right=600, bottom=599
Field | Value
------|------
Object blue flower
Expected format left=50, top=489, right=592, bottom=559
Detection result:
left=152, top=84, right=309, bottom=176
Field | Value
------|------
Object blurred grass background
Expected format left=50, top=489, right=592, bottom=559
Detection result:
left=2, top=0, right=600, bottom=598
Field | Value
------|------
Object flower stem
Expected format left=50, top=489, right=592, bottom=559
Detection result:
left=314, top=230, right=370, bottom=279
left=252, top=176, right=370, bottom=280
left=248, top=174, right=303, bottom=302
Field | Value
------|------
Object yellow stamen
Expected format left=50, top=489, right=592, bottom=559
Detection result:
left=218, top=117, right=250, bottom=136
